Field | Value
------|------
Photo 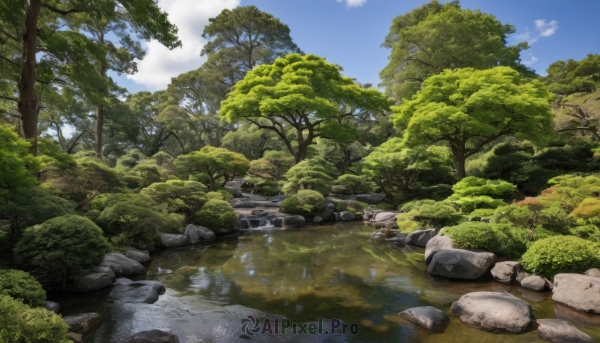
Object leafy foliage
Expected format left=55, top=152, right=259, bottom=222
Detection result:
left=280, top=190, right=325, bottom=216
left=0, top=125, right=43, bottom=191
left=0, top=269, right=46, bottom=307
left=333, top=174, right=372, bottom=195
left=194, top=200, right=238, bottom=233
left=442, top=222, right=528, bottom=258
left=282, top=158, right=337, bottom=196
left=140, top=180, right=207, bottom=217
left=545, top=54, right=600, bottom=95
left=334, top=200, right=369, bottom=215
left=447, top=177, right=516, bottom=213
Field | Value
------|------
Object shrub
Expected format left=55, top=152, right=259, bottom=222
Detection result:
left=396, top=213, right=420, bottom=233
left=572, top=198, right=600, bottom=219
left=409, top=201, right=463, bottom=227
left=0, top=270, right=46, bottom=308
left=442, top=222, right=528, bottom=258
left=14, top=215, right=110, bottom=283
left=335, top=200, right=369, bottom=215
left=217, top=189, right=234, bottom=201
left=280, top=190, right=325, bottom=216
left=0, top=294, right=70, bottom=343
left=451, top=195, right=506, bottom=213
left=451, top=177, right=517, bottom=197
left=194, top=200, right=238, bottom=232
left=333, top=174, right=372, bottom=194
left=140, top=180, right=207, bottom=217
left=468, top=208, right=496, bottom=221
left=521, top=236, right=600, bottom=278
left=206, top=191, right=225, bottom=200
left=282, top=158, right=337, bottom=196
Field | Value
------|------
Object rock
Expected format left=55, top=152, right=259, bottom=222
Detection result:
left=553, top=274, right=600, bottom=314
left=122, top=329, right=181, bottom=343
left=585, top=268, right=600, bottom=278
left=313, top=216, right=322, bottom=223
left=371, top=228, right=399, bottom=240
left=269, top=195, right=288, bottom=203
left=362, top=210, right=382, bottom=221
left=108, top=278, right=166, bottom=304
left=222, top=187, right=243, bottom=198
left=450, top=292, right=533, bottom=333
left=229, top=198, right=256, bottom=208
left=214, top=227, right=230, bottom=235
left=399, top=306, right=449, bottom=331
left=491, top=261, right=523, bottom=284
left=63, top=312, right=103, bottom=335
left=520, top=275, right=547, bottom=291
left=338, top=211, right=356, bottom=221
left=318, top=200, right=336, bottom=221
left=104, top=252, right=146, bottom=276
left=250, top=209, right=269, bottom=216
left=278, top=214, right=305, bottom=228
left=160, top=234, right=191, bottom=248
left=372, top=212, right=397, bottom=223
left=68, top=332, right=82, bottom=343
left=100, top=261, right=124, bottom=277
left=70, top=266, right=116, bottom=283
left=183, top=224, right=217, bottom=244
left=537, top=319, right=594, bottom=343
left=424, top=236, right=454, bottom=265
left=406, top=229, right=436, bottom=247
left=355, top=193, right=386, bottom=204
left=125, top=248, right=150, bottom=263
left=45, top=300, right=60, bottom=313
left=428, top=249, right=496, bottom=280
left=69, top=273, right=113, bottom=292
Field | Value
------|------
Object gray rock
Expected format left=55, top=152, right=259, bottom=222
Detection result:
left=214, top=227, right=230, bottom=235
left=160, top=234, right=191, bottom=248
left=362, top=210, right=382, bottom=221
left=553, top=274, right=600, bottom=314
left=278, top=214, right=305, bottom=228
left=71, top=266, right=116, bottom=283
left=69, top=273, right=113, bottom=292
left=45, top=300, right=60, bottom=313
left=313, top=216, right=322, bottom=223
left=585, top=268, right=600, bottom=278
left=125, top=248, right=150, bottom=263
left=223, top=187, right=243, bottom=198
left=424, top=235, right=454, bottom=265
left=108, top=278, right=166, bottom=304
left=537, top=319, right=594, bottom=343
left=68, top=332, right=82, bottom=343
left=104, top=252, right=146, bottom=276
left=371, top=228, right=399, bottom=240
left=406, top=229, right=436, bottom=247
left=269, top=195, right=288, bottom=203
left=183, top=224, right=217, bottom=244
left=521, top=275, right=547, bottom=292
left=63, top=312, right=103, bottom=335
left=318, top=201, right=335, bottom=221
left=450, top=292, right=533, bottom=333
left=400, top=306, right=449, bottom=331
left=229, top=198, right=256, bottom=208
left=250, top=209, right=269, bottom=216
left=372, top=212, right=397, bottom=222
left=428, top=249, right=496, bottom=280
left=491, top=261, right=522, bottom=284
left=122, top=329, right=181, bottom=343
left=355, top=193, right=386, bottom=204
left=100, top=261, right=124, bottom=277
left=338, top=211, right=356, bottom=221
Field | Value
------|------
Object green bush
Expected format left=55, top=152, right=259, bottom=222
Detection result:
left=217, top=189, right=234, bottom=201
left=0, top=294, right=69, bottom=343
left=451, top=177, right=517, bottom=197
left=0, top=270, right=45, bottom=307
left=280, top=190, right=325, bottom=216
left=194, top=200, right=238, bottom=232
left=282, top=158, right=337, bottom=196
left=451, top=195, right=506, bottom=213
left=521, top=235, right=600, bottom=278
left=409, top=201, right=463, bottom=227
left=140, top=180, right=207, bottom=216
left=469, top=208, right=496, bottom=221
left=14, top=215, right=110, bottom=283
left=442, top=222, right=528, bottom=258
left=206, top=191, right=225, bottom=200
left=333, top=174, right=372, bottom=194
left=493, top=204, right=574, bottom=234
left=335, top=200, right=369, bottom=215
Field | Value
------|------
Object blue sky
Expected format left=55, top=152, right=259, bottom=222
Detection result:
left=112, top=0, right=600, bottom=94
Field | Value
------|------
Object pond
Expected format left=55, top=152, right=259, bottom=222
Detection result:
left=55, top=222, right=600, bottom=342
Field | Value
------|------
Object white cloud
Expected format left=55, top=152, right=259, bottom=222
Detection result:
left=535, top=19, right=558, bottom=37
left=337, top=0, right=367, bottom=8
left=523, top=54, right=538, bottom=66
left=127, top=0, right=240, bottom=91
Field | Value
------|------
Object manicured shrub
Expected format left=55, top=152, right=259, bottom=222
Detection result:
left=451, top=177, right=517, bottom=197
left=572, top=198, right=600, bottom=219
left=335, top=200, right=369, bottom=215
left=0, top=294, right=69, bottom=343
left=442, top=222, right=528, bottom=258
left=468, top=208, right=496, bottom=221
left=280, top=190, right=325, bottom=216
left=0, top=270, right=46, bottom=308
left=217, top=189, right=235, bottom=201
left=282, top=158, right=337, bottom=196
left=14, top=215, right=110, bottom=283
left=194, top=200, right=238, bottom=232
left=206, top=191, right=225, bottom=200
left=140, top=180, right=207, bottom=216
left=521, top=236, right=600, bottom=278
left=409, top=201, right=463, bottom=227
left=333, top=174, right=372, bottom=194
left=451, top=195, right=506, bottom=213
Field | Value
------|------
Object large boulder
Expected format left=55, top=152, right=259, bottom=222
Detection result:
left=553, top=274, right=600, bottom=314
left=318, top=200, right=336, bottom=222
left=537, top=319, right=594, bottom=343
left=223, top=187, right=243, bottom=198
left=491, top=261, right=525, bottom=284
left=108, top=278, right=166, bottom=304
left=521, top=275, right=548, bottom=292
left=100, top=261, right=124, bottom=277
left=338, top=211, right=356, bottom=221
left=122, top=329, right=181, bottom=343
left=450, top=292, right=533, bottom=333
left=69, top=273, right=113, bottom=292
left=406, top=229, right=436, bottom=247
left=103, top=252, right=146, bottom=276
left=355, top=193, right=386, bottom=204
left=399, top=306, right=448, bottom=331
left=424, top=235, right=454, bottom=265
left=372, top=212, right=397, bottom=223
left=71, top=266, right=116, bottom=283
left=125, top=248, right=150, bottom=263
left=184, top=224, right=216, bottom=243
left=428, top=249, right=496, bottom=280
left=63, top=312, right=103, bottom=335
left=45, top=301, right=60, bottom=313
left=160, top=234, right=190, bottom=248
left=275, top=214, right=305, bottom=228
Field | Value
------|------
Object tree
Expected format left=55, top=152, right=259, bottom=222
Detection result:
left=394, top=67, right=555, bottom=180
left=546, top=54, right=600, bottom=95
left=220, top=54, right=390, bottom=163
left=174, top=146, right=250, bottom=191
left=244, top=150, right=294, bottom=194
left=380, top=1, right=532, bottom=101
left=222, top=123, right=282, bottom=160
left=140, top=180, right=207, bottom=219
left=0, top=124, right=43, bottom=191
left=282, top=158, right=337, bottom=196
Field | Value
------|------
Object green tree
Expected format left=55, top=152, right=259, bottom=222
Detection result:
left=244, top=150, right=294, bottom=194
left=282, top=158, right=337, bottom=196
left=220, top=54, right=390, bottom=163
left=380, top=0, right=532, bottom=101
left=174, top=146, right=250, bottom=191
left=394, top=67, right=555, bottom=180
left=0, top=269, right=46, bottom=307
left=0, top=125, right=43, bottom=191
left=546, top=54, right=600, bottom=95
left=140, top=180, right=207, bottom=218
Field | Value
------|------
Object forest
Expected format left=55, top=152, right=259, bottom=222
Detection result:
left=1, top=0, right=600, bottom=342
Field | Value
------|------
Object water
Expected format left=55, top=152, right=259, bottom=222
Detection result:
left=56, top=222, right=600, bottom=342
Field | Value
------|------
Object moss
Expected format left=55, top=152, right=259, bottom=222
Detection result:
left=280, top=190, right=325, bottom=216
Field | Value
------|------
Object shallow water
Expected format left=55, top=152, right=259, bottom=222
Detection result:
left=58, top=222, right=600, bottom=342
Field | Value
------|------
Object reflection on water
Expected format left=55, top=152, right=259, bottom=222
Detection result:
left=141, top=223, right=600, bottom=342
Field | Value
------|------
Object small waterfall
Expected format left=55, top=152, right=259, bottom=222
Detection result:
left=238, top=215, right=279, bottom=230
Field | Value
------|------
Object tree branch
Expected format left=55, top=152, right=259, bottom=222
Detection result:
left=41, top=2, right=84, bottom=15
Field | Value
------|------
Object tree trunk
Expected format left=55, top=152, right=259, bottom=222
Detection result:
left=454, top=142, right=467, bottom=180
left=208, top=175, right=216, bottom=192
left=95, top=104, right=104, bottom=157
left=18, top=0, right=42, bottom=155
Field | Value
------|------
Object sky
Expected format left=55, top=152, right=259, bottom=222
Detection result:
left=111, top=0, right=600, bottom=94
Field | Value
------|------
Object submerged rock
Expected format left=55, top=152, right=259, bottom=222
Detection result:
left=122, top=329, right=182, bottom=343
left=553, top=274, right=600, bottom=314
left=405, top=229, right=436, bottom=247
left=399, top=306, right=448, bottom=330
left=428, top=249, right=496, bottom=280
left=63, top=312, right=103, bottom=335
left=103, top=252, right=146, bottom=276
left=108, top=278, right=166, bottom=304
left=371, top=228, right=400, bottom=240
left=537, top=318, right=594, bottom=343
left=424, top=236, right=454, bottom=265
left=451, top=292, right=533, bottom=333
